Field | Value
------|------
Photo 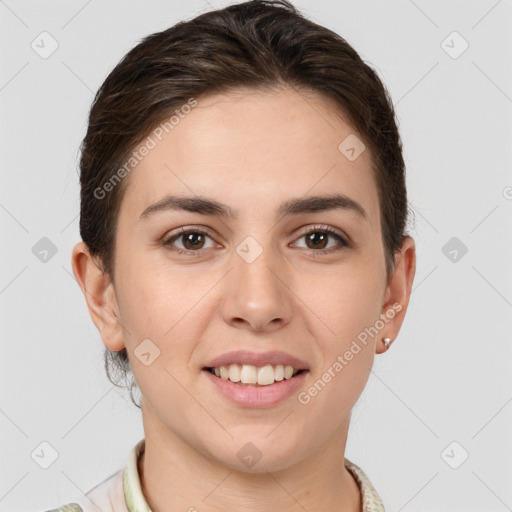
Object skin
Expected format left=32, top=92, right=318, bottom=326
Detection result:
left=72, top=85, right=416, bottom=512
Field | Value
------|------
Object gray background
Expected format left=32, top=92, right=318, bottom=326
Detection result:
left=1, top=0, right=511, bottom=510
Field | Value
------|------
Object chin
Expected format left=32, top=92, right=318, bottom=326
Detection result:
left=209, top=441, right=305, bottom=474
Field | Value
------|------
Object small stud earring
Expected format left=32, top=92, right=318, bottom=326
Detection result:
left=382, top=337, right=392, bottom=349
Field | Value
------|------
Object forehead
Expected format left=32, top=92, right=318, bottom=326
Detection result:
left=119, top=86, right=380, bottom=227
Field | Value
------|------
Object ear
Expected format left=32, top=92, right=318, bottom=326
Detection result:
left=71, top=241, right=125, bottom=352
left=376, top=235, right=416, bottom=354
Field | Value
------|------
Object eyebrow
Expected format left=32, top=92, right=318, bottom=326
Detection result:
left=139, top=193, right=367, bottom=221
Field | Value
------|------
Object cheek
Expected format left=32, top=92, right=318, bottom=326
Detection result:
left=115, top=254, right=201, bottom=337
left=116, top=269, right=202, bottom=398
left=303, top=264, right=384, bottom=342
left=115, top=263, right=215, bottom=391
left=298, top=274, right=380, bottom=422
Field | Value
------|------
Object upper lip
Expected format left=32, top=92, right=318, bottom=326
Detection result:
left=203, top=350, right=310, bottom=370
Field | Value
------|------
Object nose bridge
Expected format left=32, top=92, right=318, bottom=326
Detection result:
left=238, top=236, right=279, bottom=288
left=223, top=234, right=292, bottom=329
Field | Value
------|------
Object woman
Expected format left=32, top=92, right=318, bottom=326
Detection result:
left=54, top=0, right=416, bottom=510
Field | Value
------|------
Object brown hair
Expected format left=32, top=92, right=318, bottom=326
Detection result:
left=78, top=0, right=410, bottom=408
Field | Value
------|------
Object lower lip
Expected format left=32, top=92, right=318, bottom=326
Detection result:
left=202, top=369, right=309, bottom=408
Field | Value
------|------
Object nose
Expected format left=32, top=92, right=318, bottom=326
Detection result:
left=221, top=241, right=293, bottom=332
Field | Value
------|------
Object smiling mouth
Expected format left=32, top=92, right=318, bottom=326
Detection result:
left=203, top=364, right=307, bottom=386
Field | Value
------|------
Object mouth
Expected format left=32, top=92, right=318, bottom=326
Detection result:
left=202, top=364, right=308, bottom=387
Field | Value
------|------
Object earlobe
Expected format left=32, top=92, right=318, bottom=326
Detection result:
left=71, top=241, right=125, bottom=352
left=376, top=236, right=416, bottom=354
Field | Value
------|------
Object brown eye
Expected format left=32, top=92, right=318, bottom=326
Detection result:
left=162, top=228, right=216, bottom=254
left=292, top=225, right=349, bottom=254
left=180, top=232, right=206, bottom=250
left=304, top=231, right=329, bottom=250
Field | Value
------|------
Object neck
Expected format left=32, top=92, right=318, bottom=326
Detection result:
left=137, top=408, right=361, bottom=512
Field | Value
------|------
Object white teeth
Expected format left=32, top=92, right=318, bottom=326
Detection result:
left=257, top=365, right=275, bottom=386
left=228, top=364, right=241, bottom=382
left=210, top=364, right=301, bottom=385
left=240, top=364, right=257, bottom=384
left=284, top=365, right=294, bottom=379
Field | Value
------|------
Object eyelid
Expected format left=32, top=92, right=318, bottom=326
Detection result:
left=291, top=224, right=351, bottom=252
left=161, top=225, right=219, bottom=246
left=162, top=223, right=351, bottom=254
left=294, top=223, right=349, bottom=242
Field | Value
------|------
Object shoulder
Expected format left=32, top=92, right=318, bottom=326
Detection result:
left=344, top=458, right=385, bottom=512
left=43, top=505, right=84, bottom=512
left=43, top=469, right=126, bottom=512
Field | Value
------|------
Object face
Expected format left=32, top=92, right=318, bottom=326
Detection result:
left=74, top=86, right=415, bottom=473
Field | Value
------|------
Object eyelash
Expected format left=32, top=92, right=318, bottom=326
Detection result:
left=161, top=224, right=350, bottom=257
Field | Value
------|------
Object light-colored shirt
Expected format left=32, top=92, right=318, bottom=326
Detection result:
left=44, top=439, right=384, bottom=512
